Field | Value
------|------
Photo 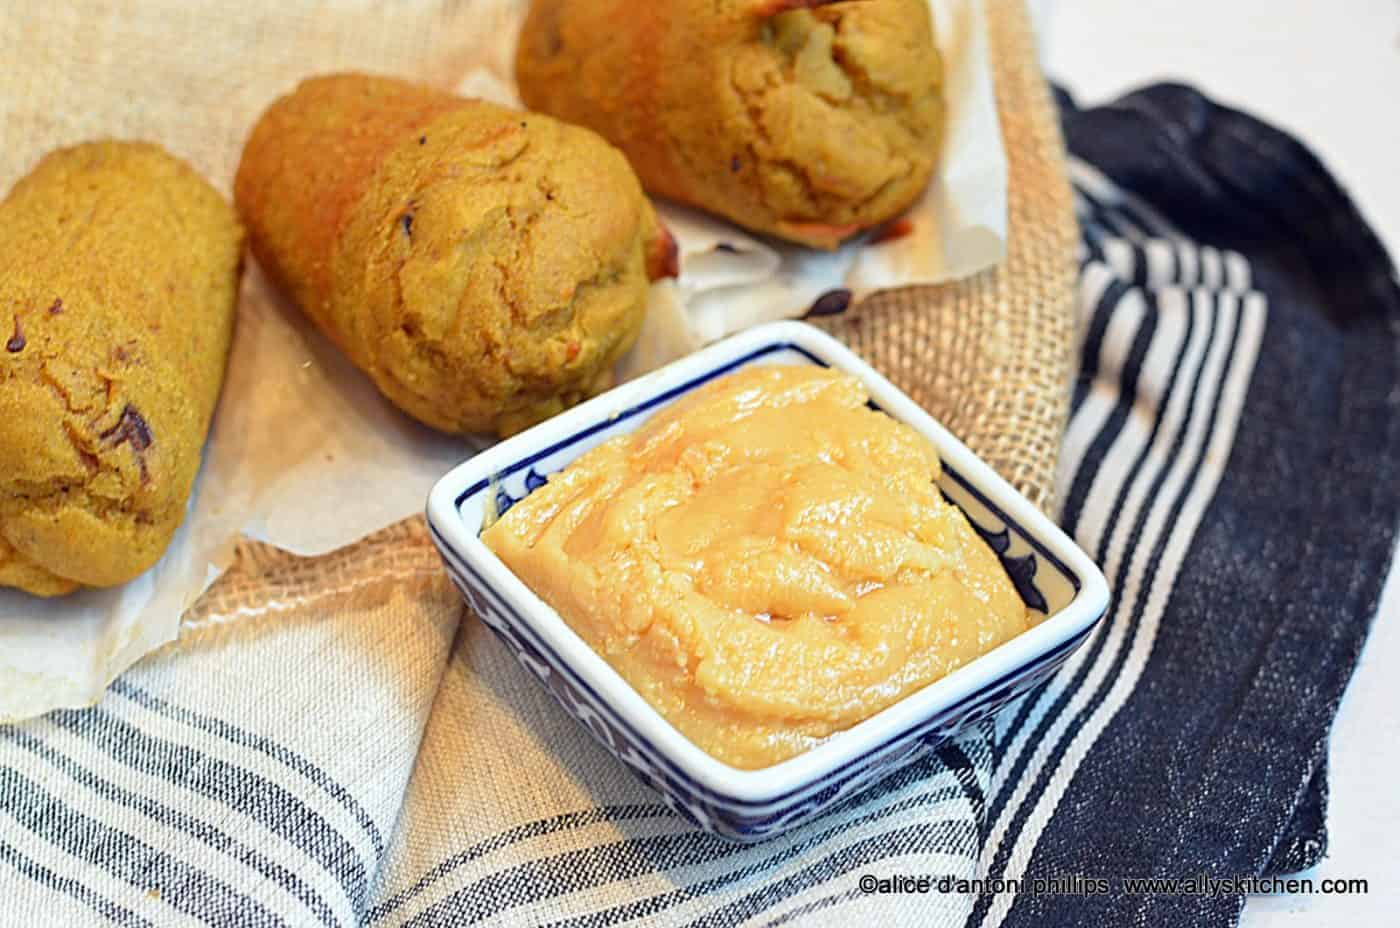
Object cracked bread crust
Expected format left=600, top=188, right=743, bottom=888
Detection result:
left=235, top=74, right=668, bottom=437
left=0, top=141, right=243, bottom=596
left=515, top=0, right=943, bottom=249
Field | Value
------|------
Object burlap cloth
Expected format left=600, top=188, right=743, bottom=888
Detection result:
left=1, top=0, right=1075, bottom=668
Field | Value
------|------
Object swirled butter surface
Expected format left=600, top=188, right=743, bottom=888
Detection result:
left=482, top=365, right=1031, bottom=769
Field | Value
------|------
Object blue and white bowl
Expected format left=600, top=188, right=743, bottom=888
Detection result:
left=427, top=321, right=1109, bottom=842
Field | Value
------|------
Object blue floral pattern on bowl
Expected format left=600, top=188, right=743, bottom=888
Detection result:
left=427, top=325, right=1107, bottom=842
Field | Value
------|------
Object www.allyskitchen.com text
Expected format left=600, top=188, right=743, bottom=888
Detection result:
left=856, top=872, right=1369, bottom=897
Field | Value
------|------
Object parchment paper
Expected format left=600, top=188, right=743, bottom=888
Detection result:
left=0, top=0, right=1006, bottom=722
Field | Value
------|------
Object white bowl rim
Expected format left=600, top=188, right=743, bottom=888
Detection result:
left=427, top=320, right=1110, bottom=807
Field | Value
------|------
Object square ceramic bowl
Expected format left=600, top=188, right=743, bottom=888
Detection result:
left=427, top=320, right=1109, bottom=842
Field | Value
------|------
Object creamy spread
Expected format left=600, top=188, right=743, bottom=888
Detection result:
left=481, top=365, right=1032, bottom=769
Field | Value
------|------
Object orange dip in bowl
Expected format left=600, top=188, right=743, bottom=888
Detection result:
left=481, top=365, right=1032, bottom=769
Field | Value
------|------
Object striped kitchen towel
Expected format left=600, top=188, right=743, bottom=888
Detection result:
left=1, top=84, right=1396, bottom=927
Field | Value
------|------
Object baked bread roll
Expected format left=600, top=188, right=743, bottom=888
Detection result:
left=516, top=0, right=943, bottom=249
left=235, top=73, right=676, bottom=437
left=0, top=142, right=243, bottom=597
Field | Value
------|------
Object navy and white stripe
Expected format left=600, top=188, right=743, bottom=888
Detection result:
left=0, top=558, right=455, bottom=926
left=983, top=83, right=1400, bottom=928
left=0, top=681, right=387, bottom=925
left=971, top=158, right=1266, bottom=928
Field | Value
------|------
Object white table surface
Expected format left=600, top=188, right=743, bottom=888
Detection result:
left=1039, top=1, right=1400, bottom=923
